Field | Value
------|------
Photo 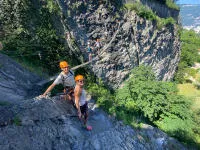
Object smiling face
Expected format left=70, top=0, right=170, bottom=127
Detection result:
left=77, top=79, right=84, bottom=87
left=59, top=61, right=69, bottom=74
left=75, top=75, right=84, bottom=87
left=61, top=66, right=69, bottom=74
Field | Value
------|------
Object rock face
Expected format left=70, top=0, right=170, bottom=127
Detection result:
left=0, top=53, right=42, bottom=103
left=59, top=0, right=181, bottom=88
left=0, top=54, right=188, bottom=150
left=0, top=97, right=187, bottom=150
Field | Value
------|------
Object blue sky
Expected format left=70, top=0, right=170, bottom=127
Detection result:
left=176, top=0, right=200, bottom=4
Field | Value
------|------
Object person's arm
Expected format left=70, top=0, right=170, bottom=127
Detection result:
left=74, top=88, right=81, bottom=118
left=41, top=74, right=61, bottom=97
left=42, top=83, right=56, bottom=97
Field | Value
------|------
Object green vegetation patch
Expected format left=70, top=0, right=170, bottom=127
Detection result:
left=165, top=0, right=179, bottom=10
left=124, top=2, right=156, bottom=21
left=87, top=65, right=200, bottom=148
left=156, top=17, right=176, bottom=30
left=153, top=0, right=179, bottom=10
left=13, top=116, right=21, bottom=126
left=46, top=0, right=61, bottom=14
left=0, top=0, right=75, bottom=76
left=124, top=2, right=176, bottom=29
left=174, top=30, right=200, bottom=83
left=86, top=75, right=114, bottom=112
left=178, top=83, right=200, bottom=111
left=0, top=101, right=10, bottom=106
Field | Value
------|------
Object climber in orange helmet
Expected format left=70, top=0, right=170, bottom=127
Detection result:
left=74, top=75, right=92, bottom=131
left=42, top=61, right=75, bottom=104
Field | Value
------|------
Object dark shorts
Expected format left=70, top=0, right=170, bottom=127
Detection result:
left=80, top=102, right=88, bottom=115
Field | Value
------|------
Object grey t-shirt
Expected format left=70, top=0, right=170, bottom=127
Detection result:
left=53, top=70, right=75, bottom=87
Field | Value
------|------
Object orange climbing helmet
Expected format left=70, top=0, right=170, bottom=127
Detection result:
left=75, top=75, right=84, bottom=81
left=59, top=61, right=69, bottom=68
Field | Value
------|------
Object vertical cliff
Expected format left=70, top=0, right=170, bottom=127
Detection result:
left=57, top=0, right=180, bottom=88
left=0, top=0, right=180, bottom=88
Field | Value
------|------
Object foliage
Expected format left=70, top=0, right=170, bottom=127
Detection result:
left=181, top=44, right=199, bottom=67
left=115, top=65, right=188, bottom=121
left=0, top=0, right=199, bottom=147
left=156, top=17, right=176, bottom=30
left=130, top=65, right=156, bottom=81
left=86, top=75, right=114, bottom=112
left=124, top=3, right=176, bottom=29
left=13, top=116, right=21, bottom=126
left=178, top=83, right=200, bottom=98
left=178, top=83, right=200, bottom=111
left=165, top=0, right=179, bottom=10
left=185, top=68, right=197, bottom=78
left=70, top=1, right=86, bottom=14
left=0, top=0, right=30, bottom=33
left=0, top=101, right=10, bottom=106
left=194, top=109, right=200, bottom=135
left=174, top=62, right=187, bottom=83
left=174, top=29, right=200, bottom=83
left=155, top=116, right=199, bottom=146
left=46, top=0, right=60, bottom=14
left=112, top=65, right=199, bottom=147
left=87, top=66, right=199, bottom=147
left=153, top=0, right=179, bottom=10
left=0, top=0, right=79, bottom=76
left=180, top=30, right=200, bottom=66
left=124, top=2, right=157, bottom=21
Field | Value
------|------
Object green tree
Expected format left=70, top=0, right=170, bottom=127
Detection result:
left=115, top=65, right=191, bottom=122
left=114, top=65, right=198, bottom=146
left=0, top=0, right=69, bottom=75
left=174, top=29, right=200, bottom=83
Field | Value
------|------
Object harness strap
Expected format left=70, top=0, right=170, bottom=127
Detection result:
left=60, top=70, right=74, bottom=87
